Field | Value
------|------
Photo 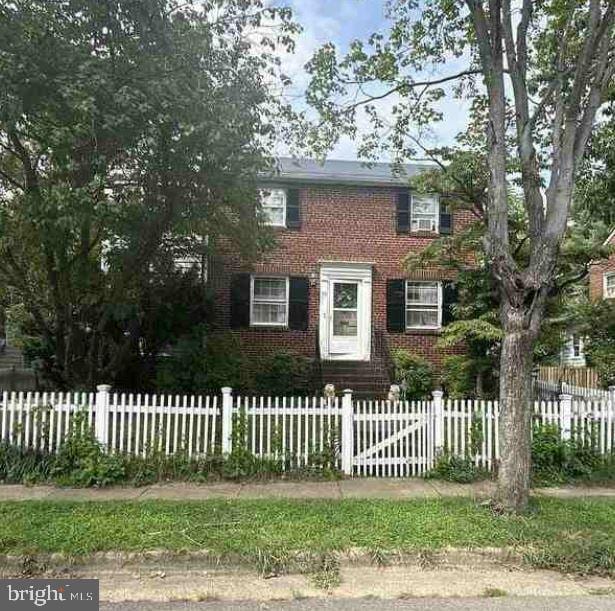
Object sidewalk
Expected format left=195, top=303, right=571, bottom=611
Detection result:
left=0, top=479, right=614, bottom=502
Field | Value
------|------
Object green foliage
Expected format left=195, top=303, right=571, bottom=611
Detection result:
left=0, top=443, right=53, bottom=485
left=441, top=356, right=478, bottom=398
left=392, top=350, right=434, bottom=400
left=427, top=453, right=489, bottom=484
left=0, top=0, right=298, bottom=390
left=531, top=424, right=605, bottom=486
left=155, top=331, right=245, bottom=394
left=573, top=301, right=615, bottom=388
left=254, top=351, right=314, bottom=396
left=51, top=412, right=125, bottom=487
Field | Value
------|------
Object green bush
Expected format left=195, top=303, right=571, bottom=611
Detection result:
left=254, top=351, right=314, bottom=396
left=50, top=412, right=125, bottom=487
left=0, top=442, right=53, bottom=484
left=442, top=356, right=475, bottom=398
left=531, top=423, right=604, bottom=485
left=392, top=350, right=434, bottom=400
left=426, top=453, right=489, bottom=483
left=156, top=330, right=246, bottom=394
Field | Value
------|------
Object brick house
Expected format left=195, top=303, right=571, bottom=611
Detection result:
left=560, top=228, right=615, bottom=367
left=589, top=228, right=615, bottom=301
left=212, top=158, right=474, bottom=395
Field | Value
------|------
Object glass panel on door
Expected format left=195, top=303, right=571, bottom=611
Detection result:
left=332, top=282, right=358, bottom=337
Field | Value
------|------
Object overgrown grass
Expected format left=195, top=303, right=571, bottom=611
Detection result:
left=0, top=497, right=613, bottom=577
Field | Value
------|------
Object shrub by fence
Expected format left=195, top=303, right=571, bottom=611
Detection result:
left=1, top=385, right=615, bottom=478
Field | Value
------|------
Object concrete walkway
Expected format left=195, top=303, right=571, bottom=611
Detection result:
left=0, top=479, right=614, bottom=501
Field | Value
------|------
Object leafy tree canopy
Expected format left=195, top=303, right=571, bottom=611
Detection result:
left=0, top=0, right=298, bottom=388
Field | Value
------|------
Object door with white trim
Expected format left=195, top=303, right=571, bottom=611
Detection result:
left=319, top=263, right=372, bottom=361
left=329, top=281, right=360, bottom=358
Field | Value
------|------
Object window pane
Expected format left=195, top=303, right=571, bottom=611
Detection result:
left=607, top=274, right=615, bottom=296
left=252, top=303, right=286, bottom=324
left=254, top=278, right=286, bottom=301
left=406, top=309, right=438, bottom=328
left=406, top=282, right=438, bottom=305
left=261, top=189, right=286, bottom=225
left=333, top=310, right=358, bottom=336
left=263, top=206, right=285, bottom=226
left=334, top=283, right=358, bottom=309
left=413, top=195, right=437, bottom=214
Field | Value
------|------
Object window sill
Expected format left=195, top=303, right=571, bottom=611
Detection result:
left=397, top=230, right=444, bottom=237
left=249, top=325, right=289, bottom=331
left=404, top=328, right=442, bottom=336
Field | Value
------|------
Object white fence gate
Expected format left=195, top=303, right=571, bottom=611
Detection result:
left=1, top=385, right=615, bottom=477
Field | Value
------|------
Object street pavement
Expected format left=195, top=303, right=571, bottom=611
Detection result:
left=101, top=597, right=615, bottom=610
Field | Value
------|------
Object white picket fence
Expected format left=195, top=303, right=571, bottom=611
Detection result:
left=1, top=386, right=615, bottom=477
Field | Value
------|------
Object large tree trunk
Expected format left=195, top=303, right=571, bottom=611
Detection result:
left=496, top=302, right=539, bottom=512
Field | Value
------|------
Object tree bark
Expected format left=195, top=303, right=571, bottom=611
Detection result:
left=496, top=301, right=538, bottom=512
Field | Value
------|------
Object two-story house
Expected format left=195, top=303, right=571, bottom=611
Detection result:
left=211, top=158, right=473, bottom=395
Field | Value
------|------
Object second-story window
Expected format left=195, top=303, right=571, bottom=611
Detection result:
left=261, top=188, right=286, bottom=227
left=411, top=194, right=439, bottom=232
left=605, top=272, right=615, bottom=299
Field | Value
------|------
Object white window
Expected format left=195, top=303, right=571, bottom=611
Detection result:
left=261, top=188, right=286, bottom=227
left=405, top=281, right=442, bottom=329
left=250, top=276, right=289, bottom=326
left=605, top=272, right=615, bottom=299
left=411, top=194, right=439, bottom=232
left=562, top=333, right=586, bottom=366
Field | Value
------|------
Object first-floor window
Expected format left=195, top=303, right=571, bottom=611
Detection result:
left=250, top=276, right=289, bottom=326
left=406, top=281, right=442, bottom=329
left=605, top=272, right=615, bottom=299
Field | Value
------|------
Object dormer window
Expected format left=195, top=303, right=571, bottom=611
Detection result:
left=261, top=188, right=287, bottom=227
left=411, top=194, right=439, bottom=232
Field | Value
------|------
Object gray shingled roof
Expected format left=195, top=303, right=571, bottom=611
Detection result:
left=268, top=157, right=434, bottom=187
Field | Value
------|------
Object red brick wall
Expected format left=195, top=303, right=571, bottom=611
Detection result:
left=589, top=231, right=615, bottom=300
left=589, top=254, right=615, bottom=300
left=211, top=184, right=475, bottom=368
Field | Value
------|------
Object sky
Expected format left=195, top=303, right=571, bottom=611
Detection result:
left=277, top=0, right=473, bottom=162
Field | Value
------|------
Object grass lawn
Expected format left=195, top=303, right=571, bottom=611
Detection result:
left=1, top=497, right=614, bottom=575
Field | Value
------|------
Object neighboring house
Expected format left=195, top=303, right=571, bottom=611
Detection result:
left=589, top=227, right=615, bottom=301
left=560, top=228, right=615, bottom=368
left=211, top=158, right=475, bottom=396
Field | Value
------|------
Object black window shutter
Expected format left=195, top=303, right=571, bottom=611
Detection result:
left=288, top=276, right=309, bottom=330
left=396, top=191, right=410, bottom=233
left=286, top=189, right=301, bottom=229
left=442, top=280, right=458, bottom=326
left=439, top=197, right=453, bottom=235
left=230, top=273, right=251, bottom=328
left=387, top=279, right=406, bottom=332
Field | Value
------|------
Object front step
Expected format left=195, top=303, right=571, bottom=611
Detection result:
left=0, top=346, right=25, bottom=369
left=320, top=358, right=392, bottom=400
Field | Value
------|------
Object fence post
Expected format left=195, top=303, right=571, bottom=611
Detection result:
left=559, top=393, right=573, bottom=441
left=341, top=389, right=354, bottom=476
left=609, top=386, right=615, bottom=411
left=95, top=384, right=111, bottom=448
left=432, top=389, right=444, bottom=454
left=221, top=387, right=233, bottom=454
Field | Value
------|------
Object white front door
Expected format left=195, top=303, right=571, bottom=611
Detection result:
left=320, top=264, right=372, bottom=361
left=329, top=281, right=360, bottom=357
